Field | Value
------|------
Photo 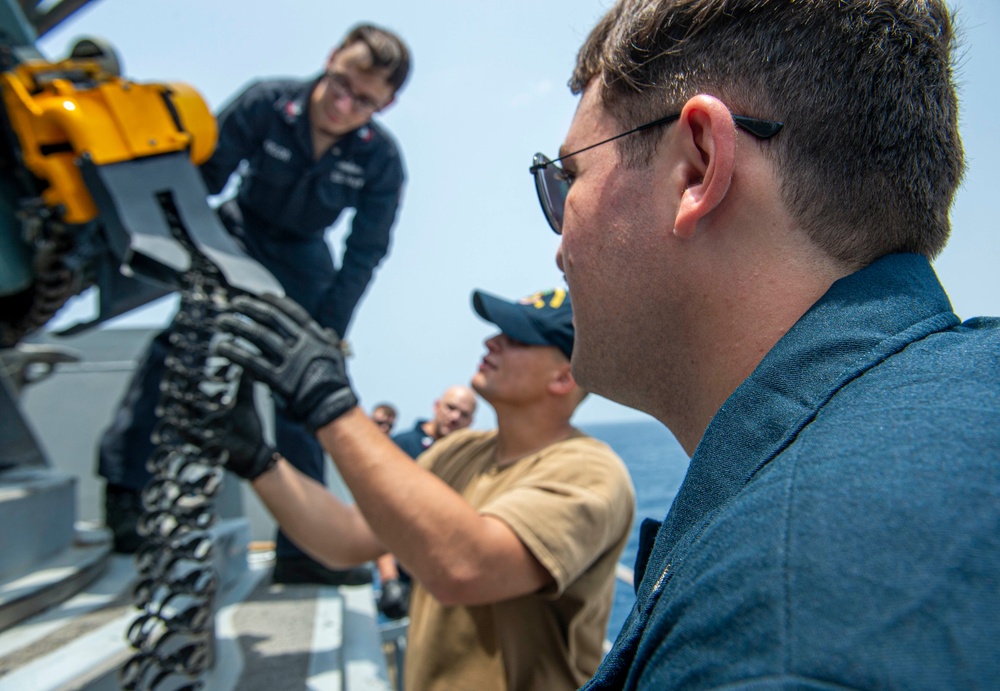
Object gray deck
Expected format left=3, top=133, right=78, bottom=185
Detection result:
left=0, top=552, right=393, bottom=690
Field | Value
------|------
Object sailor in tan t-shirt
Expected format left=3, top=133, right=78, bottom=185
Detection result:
left=213, top=286, right=637, bottom=690
left=407, top=426, right=633, bottom=690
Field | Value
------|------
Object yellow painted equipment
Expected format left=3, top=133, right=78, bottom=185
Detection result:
left=0, top=58, right=216, bottom=224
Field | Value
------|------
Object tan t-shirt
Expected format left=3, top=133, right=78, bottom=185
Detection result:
left=404, top=428, right=635, bottom=691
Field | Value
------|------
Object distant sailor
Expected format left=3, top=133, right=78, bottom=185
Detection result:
left=391, top=385, right=478, bottom=459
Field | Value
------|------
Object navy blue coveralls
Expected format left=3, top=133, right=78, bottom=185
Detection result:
left=98, top=76, right=405, bottom=560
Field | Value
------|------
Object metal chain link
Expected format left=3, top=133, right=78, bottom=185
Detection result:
left=0, top=211, right=79, bottom=349
left=121, top=194, right=241, bottom=691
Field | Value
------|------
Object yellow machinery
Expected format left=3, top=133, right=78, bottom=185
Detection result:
left=0, top=27, right=279, bottom=346
left=1, top=54, right=217, bottom=224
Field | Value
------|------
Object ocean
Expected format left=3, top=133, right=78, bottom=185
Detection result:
left=578, top=418, right=691, bottom=642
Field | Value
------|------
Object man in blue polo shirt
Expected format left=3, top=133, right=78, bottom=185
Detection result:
left=528, top=0, right=1000, bottom=687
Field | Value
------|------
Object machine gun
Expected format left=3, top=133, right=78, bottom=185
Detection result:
left=0, top=2, right=281, bottom=688
left=0, top=3, right=280, bottom=344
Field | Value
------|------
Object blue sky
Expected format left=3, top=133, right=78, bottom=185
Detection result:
left=39, top=0, right=1000, bottom=431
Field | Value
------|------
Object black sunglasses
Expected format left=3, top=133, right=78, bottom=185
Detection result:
left=530, top=112, right=784, bottom=234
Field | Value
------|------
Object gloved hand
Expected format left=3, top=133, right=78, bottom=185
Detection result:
left=378, top=578, right=411, bottom=620
left=215, top=294, right=358, bottom=432
left=189, top=374, right=278, bottom=480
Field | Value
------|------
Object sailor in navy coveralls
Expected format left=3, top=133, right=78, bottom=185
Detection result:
left=99, top=26, right=410, bottom=583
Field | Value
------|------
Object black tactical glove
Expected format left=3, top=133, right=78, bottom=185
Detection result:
left=377, top=578, right=411, bottom=620
left=215, top=294, right=358, bottom=432
left=190, top=374, right=278, bottom=481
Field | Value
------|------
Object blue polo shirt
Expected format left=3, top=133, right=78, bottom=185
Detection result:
left=587, top=253, right=1000, bottom=689
left=392, top=420, right=434, bottom=460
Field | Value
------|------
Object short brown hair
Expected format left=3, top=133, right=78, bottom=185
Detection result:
left=572, top=0, right=965, bottom=267
left=341, top=23, right=411, bottom=92
left=372, top=402, right=398, bottom=417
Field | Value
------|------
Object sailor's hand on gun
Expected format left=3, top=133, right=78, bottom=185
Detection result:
left=214, top=294, right=358, bottom=433
left=184, top=375, right=279, bottom=480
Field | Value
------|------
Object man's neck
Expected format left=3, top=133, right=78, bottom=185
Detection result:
left=492, top=405, right=575, bottom=467
left=638, top=147, right=857, bottom=455
left=661, top=242, right=852, bottom=455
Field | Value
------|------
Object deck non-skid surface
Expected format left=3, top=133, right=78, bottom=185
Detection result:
left=0, top=556, right=392, bottom=691
left=232, top=578, right=323, bottom=687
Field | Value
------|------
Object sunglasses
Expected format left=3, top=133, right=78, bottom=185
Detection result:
left=530, top=112, right=784, bottom=234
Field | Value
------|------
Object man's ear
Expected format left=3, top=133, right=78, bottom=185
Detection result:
left=376, top=94, right=396, bottom=113
left=548, top=361, right=577, bottom=397
left=672, top=95, right=737, bottom=239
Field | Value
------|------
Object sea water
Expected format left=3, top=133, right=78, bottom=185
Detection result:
left=579, top=418, right=691, bottom=642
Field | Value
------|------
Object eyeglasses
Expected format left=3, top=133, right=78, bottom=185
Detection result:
left=530, top=112, right=784, bottom=234
left=324, top=71, right=383, bottom=114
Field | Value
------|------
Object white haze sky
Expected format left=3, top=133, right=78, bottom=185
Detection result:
left=38, top=0, right=1000, bottom=431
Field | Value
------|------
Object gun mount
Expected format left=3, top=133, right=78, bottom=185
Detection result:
left=0, top=2, right=283, bottom=688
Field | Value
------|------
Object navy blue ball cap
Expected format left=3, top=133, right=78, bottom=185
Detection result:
left=472, top=288, right=574, bottom=360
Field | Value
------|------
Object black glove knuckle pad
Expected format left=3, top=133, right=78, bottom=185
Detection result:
left=219, top=294, right=357, bottom=431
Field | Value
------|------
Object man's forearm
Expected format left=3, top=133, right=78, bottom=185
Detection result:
left=252, top=456, right=383, bottom=568
left=323, top=251, right=380, bottom=335
left=314, top=408, right=553, bottom=605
